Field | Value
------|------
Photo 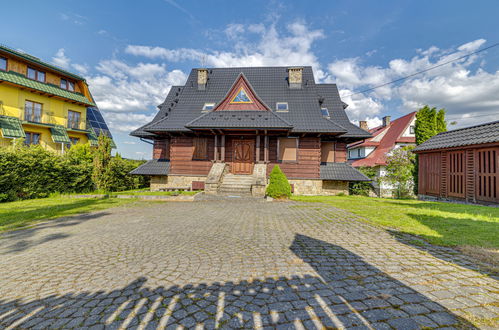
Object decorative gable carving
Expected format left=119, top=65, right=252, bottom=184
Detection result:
left=214, top=73, right=269, bottom=111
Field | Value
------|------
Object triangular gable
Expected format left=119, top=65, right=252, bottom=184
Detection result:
left=214, top=73, right=269, bottom=111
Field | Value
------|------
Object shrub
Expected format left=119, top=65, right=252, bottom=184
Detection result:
left=265, top=165, right=291, bottom=199
left=349, top=166, right=377, bottom=196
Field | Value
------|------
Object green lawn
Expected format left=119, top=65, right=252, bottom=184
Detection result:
left=292, top=195, right=499, bottom=249
left=0, top=197, right=135, bottom=233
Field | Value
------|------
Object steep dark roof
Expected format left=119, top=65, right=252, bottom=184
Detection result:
left=320, top=163, right=371, bottom=181
left=414, top=120, right=499, bottom=152
left=186, top=111, right=292, bottom=129
left=131, top=67, right=369, bottom=138
left=129, top=159, right=170, bottom=176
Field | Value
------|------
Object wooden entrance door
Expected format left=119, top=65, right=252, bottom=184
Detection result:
left=232, top=140, right=254, bottom=174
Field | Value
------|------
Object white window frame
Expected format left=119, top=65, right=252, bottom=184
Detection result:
left=276, top=102, right=289, bottom=112
left=202, top=103, right=215, bottom=112
left=321, top=107, right=330, bottom=118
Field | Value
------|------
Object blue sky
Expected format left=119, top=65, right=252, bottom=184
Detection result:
left=2, top=0, right=499, bottom=159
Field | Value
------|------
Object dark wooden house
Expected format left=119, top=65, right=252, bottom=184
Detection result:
left=130, top=67, right=371, bottom=196
left=414, top=121, right=499, bottom=205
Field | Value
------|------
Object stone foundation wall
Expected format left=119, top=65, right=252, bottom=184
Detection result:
left=322, top=180, right=349, bottom=196
left=150, top=175, right=207, bottom=191
left=288, top=179, right=323, bottom=195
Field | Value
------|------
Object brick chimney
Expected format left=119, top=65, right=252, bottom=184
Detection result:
left=382, top=116, right=391, bottom=127
left=197, top=68, right=208, bottom=90
left=287, top=67, right=303, bottom=89
left=359, top=120, right=368, bottom=131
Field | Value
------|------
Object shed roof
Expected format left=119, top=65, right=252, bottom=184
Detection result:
left=129, top=159, right=170, bottom=176
left=320, top=162, right=371, bottom=181
left=414, top=120, right=499, bottom=152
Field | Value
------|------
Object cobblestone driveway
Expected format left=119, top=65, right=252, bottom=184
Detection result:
left=0, top=200, right=497, bottom=329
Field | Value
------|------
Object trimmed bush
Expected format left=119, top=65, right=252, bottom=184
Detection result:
left=265, top=165, right=291, bottom=199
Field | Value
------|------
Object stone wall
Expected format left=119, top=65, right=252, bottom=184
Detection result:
left=322, top=180, right=349, bottom=195
left=288, top=179, right=323, bottom=195
left=150, top=175, right=207, bottom=191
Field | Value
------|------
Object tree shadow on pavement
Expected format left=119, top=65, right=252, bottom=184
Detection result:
left=0, top=234, right=478, bottom=329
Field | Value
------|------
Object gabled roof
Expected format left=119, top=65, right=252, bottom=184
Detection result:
left=131, top=67, right=370, bottom=138
left=414, top=120, right=499, bottom=152
left=350, top=112, right=416, bottom=167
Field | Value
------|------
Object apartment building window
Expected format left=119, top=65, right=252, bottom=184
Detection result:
left=67, top=110, right=81, bottom=129
left=24, top=100, right=42, bottom=122
left=278, top=137, right=298, bottom=162
left=60, top=79, right=75, bottom=91
left=0, top=57, right=7, bottom=71
left=24, top=132, right=40, bottom=145
left=27, top=67, right=45, bottom=82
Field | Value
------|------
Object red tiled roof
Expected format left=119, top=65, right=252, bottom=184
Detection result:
left=350, top=112, right=416, bottom=167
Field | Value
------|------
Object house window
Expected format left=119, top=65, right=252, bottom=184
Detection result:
left=60, top=79, right=75, bottom=91
left=192, top=137, right=208, bottom=160
left=278, top=137, right=298, bottom=162
left=321, top=142, right=335, bottom=163
left=202, top=103, right=215, bottom=112
left=27, top=67, right=45, bottom=82
left=24, top=100, right=42, bottom=122
left=67, top=110, right=81, bottom=129
left=321, top=107, right=330, bottom=117
left=410, top=125, right=415, bottom=134
left=24, top=132, right=40, bottom=145
left=0, top=57, right=6, bottom=71
left=357, top=148, right=362, bottom=158
left=230, top=88, right=252, bottom=103
left=276, top=102, right=289, bottom=112
left=66, top=137, right=79, bottom=148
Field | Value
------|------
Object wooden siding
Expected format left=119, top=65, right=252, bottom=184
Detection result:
left=169, top=136, right=214, bottom=175
left=153, top=139, right=169, bottom=159
left=418, top=145, right=499, bottom=204
left=267, top=136, right=321, bottom=179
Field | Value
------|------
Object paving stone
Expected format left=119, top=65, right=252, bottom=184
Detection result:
left=0, top=200, right=496, bottom=329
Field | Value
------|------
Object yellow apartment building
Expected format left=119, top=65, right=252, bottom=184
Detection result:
left=0, top=45, right=114, bottom=153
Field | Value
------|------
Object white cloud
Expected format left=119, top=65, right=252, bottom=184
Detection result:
left=327, top=39, right=499, bottom=127
left=86, top=60, right=187, bottom=132
left=125, top=21, right=326, bottom=78
left=52, top=48, right=70, bottom=69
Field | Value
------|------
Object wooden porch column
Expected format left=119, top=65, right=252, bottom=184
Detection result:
left=214, top=135, right=218, bottom=161
left=221, top=135, right=226, bottom=162
left=264, top=135, right=269, bottom=163
left=256, top=135, right=260, bottom=162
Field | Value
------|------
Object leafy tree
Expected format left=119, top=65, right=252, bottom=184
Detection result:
left=382, top=146, right=416, bottom=199
left=413, top=105, right=447, bottom=194
left=266, top=165, right=291, bottom=198
left=349, top=166, right=377, bottom=196
left=92, top=135, right=113, bottom=191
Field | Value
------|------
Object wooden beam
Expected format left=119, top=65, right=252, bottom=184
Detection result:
left=264, top=135, right=269, bottom=163
left=256, top=135, right=260, bottom=162
left=221, top=134, right=226, bottom=162
left=214, top=134, right=218, bottom=161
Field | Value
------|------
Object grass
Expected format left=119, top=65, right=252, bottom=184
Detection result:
left=291, top=195, right=499, bottom=249
left=0, top=197, right=135, bottom=233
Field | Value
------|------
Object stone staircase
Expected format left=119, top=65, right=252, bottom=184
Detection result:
left=218, top=174, right=255, bottom=196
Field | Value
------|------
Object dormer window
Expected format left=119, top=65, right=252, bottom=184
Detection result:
left=61, top=79, right=75, bottom=91
left=202, top=103, right=215, bottom=112
left=276, top=102, right=289, bottom=112
left=321, top=107, right=330, bottom=117
left=27, top=67, right=45, bottom=82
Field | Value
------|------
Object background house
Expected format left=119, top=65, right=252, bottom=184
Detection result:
left=130, top=66, right=371, bottom=196
left=348, top=112, right=416, bottom=197
left=0, top=45, right=114, bottom=153
left=414, top=120, right=499, bottom=205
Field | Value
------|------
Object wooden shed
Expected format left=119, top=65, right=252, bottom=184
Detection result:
left=413, top=121, right=499, bottom=205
